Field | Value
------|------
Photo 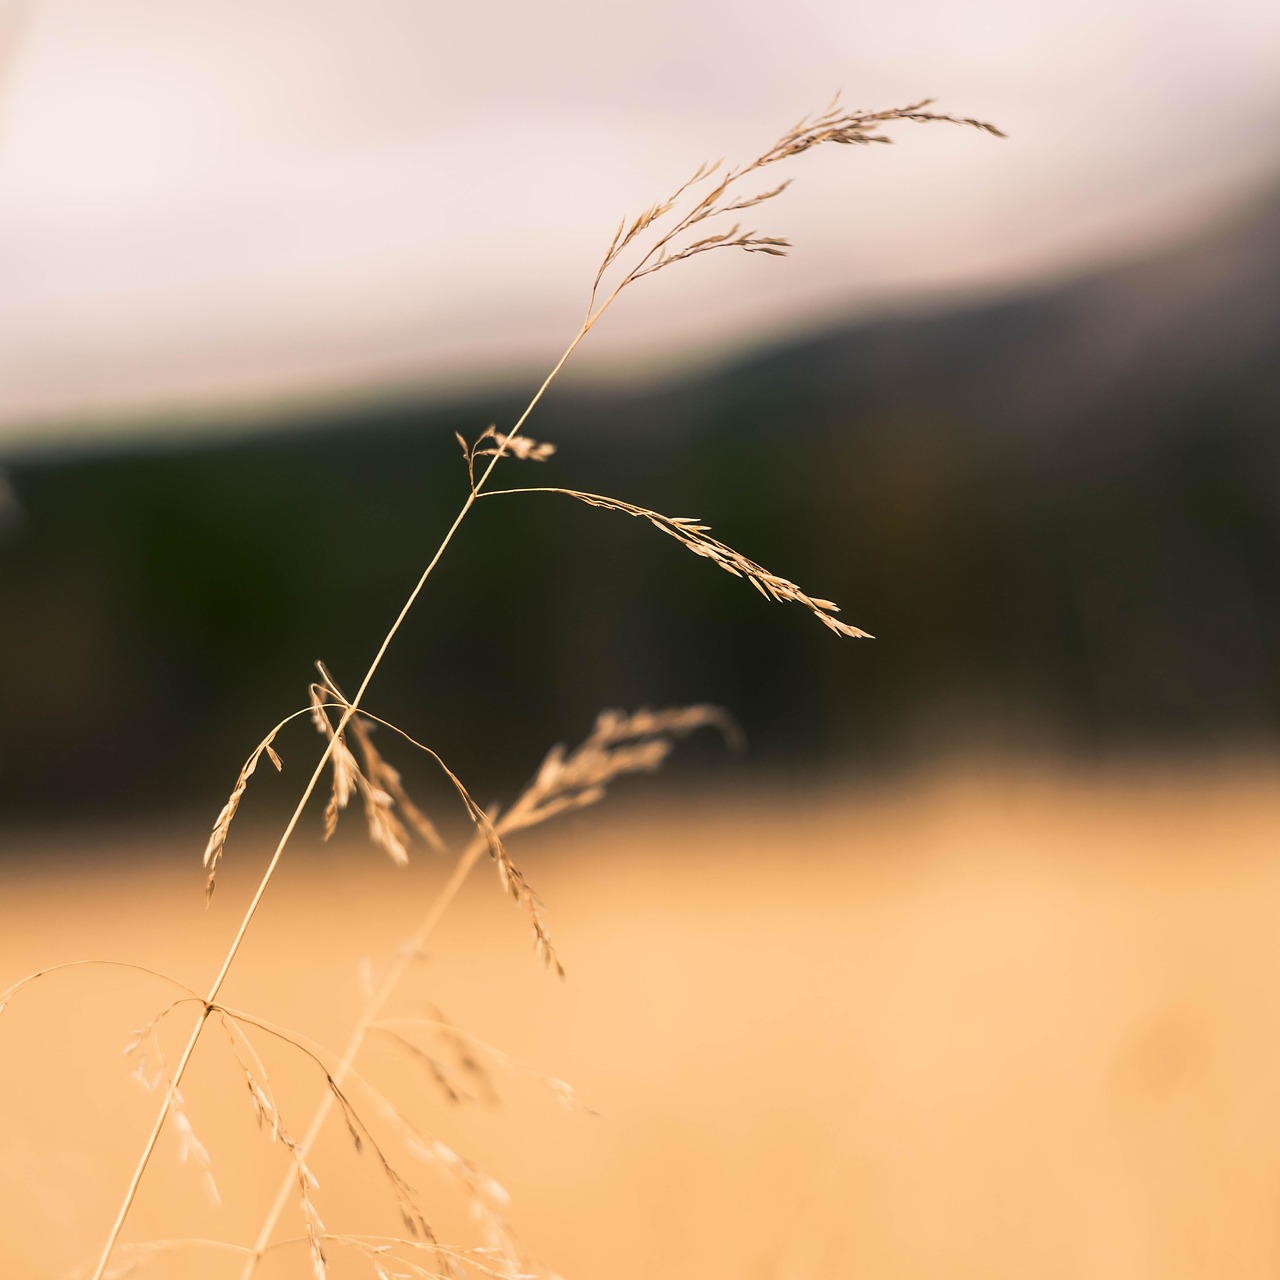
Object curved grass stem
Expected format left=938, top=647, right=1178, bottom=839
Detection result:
left=88, top=315, right=601, bottom=1280
left=236, top=832, right=490, bottom=1278
left=88, top=98, right=999, bottom=1277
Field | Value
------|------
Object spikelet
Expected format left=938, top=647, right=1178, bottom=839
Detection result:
left=311, top=669, right=562, bottom=973
left=464, top=797, right=563, bottom=978
left=349, top=715, right=447, bottom=856
left=586, top=95, right=1002, bottom=310
left=309, top=684, right=362, bottom=835
left=170, top=1090, right=221, bottom=1208
left=460, top=425, right=556, bottom=489
left=203, top=733, right=283, bottom=901
left=500, top=704, right=740, bottom=837
left=312, top=668, right=447, bottom=863
left=308, top=681, right=408, bottom=864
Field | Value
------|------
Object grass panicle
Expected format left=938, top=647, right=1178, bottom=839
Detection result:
left=203, top=728, right=284, bottom=901
left=485, top=486, right=874, bottom=637
left=587, top=95, right=1001, bottom=315
left=460, top=425, right=558, bottom=491
left=235, top=702, right=736, bottom=1277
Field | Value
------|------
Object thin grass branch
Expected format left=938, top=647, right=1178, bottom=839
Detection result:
left=485, top=486, right=872, bottom=637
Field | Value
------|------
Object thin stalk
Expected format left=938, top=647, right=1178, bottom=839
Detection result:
left=240, top=678, right=602, bottom=1274
left=237, top=832, right=489, bottom=1278
left=89, top=309, right=606, bottom=1280
left=238, top=695, right=622, bottom=1273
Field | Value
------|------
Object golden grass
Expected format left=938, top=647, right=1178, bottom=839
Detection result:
left=0, top=96, right=1002, bottom=1278
left=5, top=767, right=1280, bottom=1278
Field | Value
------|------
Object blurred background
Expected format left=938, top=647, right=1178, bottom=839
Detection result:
left=3, top=0, right=1280, bottom=1276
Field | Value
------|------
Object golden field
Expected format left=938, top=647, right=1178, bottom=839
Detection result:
left=3, top=763, right=1280, bottom=1278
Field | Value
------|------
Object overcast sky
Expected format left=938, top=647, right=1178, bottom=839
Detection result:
left=1, top=0, right=1278, bottom=451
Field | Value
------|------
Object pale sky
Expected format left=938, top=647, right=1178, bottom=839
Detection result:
left=0, top=0, right=1278, bottom=451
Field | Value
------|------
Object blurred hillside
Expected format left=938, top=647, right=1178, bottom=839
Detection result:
left=2, top=183, right=1279, bottom=822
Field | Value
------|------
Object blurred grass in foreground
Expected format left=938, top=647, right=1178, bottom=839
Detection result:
left=3, top=762, right=1280, bottom=1278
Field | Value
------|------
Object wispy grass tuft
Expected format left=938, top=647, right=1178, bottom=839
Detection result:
left=0, top=94, right=1000, bottom=1280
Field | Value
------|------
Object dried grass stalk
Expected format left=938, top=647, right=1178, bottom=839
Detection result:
left=349, top=717, right=447, bottom=855
left=213, top=1004, right=440, bottom=1254
left=378, top=1015, right=588, bottom=1114
left=85, top=94, right=1001, bottom=1280
left=231, top=701, right=734, bottom=1280
left=121, top=1008, right=222, bottom=1208
left=308, top=682, right=410, bottom=865
left=459, top=425, right=556, bottom=490
left=313, top=671, right=564, bottom=975
left=401, top=1136, right=526, bottom=1278
left=501, top=704, right=740, bottom=836
left=203, top=732, right=283, bottom=901
left=312, top=666, right=448, bottom=858
left=588, top=95, right=1003, bottom=312
left=487, top=487, right=872, bottom=637
left=373, top=1002, right=499, bottom=1107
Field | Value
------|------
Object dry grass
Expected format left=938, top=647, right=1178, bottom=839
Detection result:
left=5, top=766, right=1280, bottom=1278
left=0, top=96, right=1001, bottom=1279
left=480, top=486, right=874, bottom=638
